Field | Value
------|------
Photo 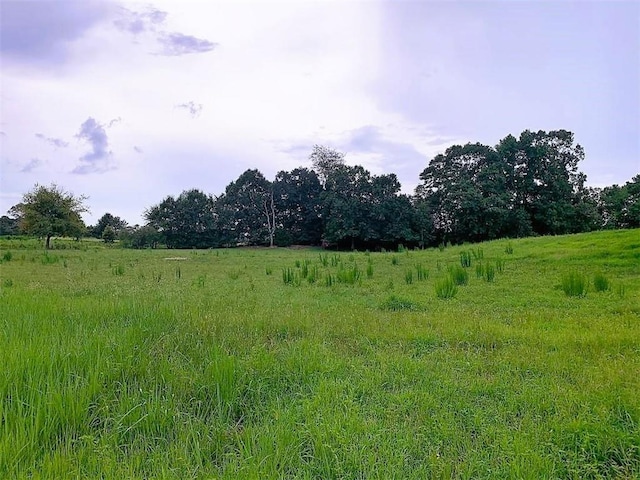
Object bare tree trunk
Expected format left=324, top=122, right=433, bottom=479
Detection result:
left=46, top=234, right=52, bottom=250
left=263, top=189, right=276, bottom=247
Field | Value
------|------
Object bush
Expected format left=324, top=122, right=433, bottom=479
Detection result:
left=561, top=272, right=587, bottom=297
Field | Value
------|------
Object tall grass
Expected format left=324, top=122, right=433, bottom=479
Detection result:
left=1, top=229, right=639, bottom=479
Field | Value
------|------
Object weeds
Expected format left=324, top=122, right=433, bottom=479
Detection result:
left=484, top=264, right=496, bottom=282
left=2, top=251, right=12, bottom=262
left=435, top=276, right=458, bottom=299
left=404, top=269, right=413, bottom=285
left=593, top=273, right=610, bottom=292
left=505, top=241, right=514, bottom=254
left=415, top=264, right=428, bottom=281
left=562, top=271, right=588, bottom=297
left=379, top=294, right=421, bottom=311
left=460, top=251, right=472, bottom=268
left=449, top=265, right=469, bottom=285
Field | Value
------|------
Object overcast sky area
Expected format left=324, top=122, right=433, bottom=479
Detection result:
left=1, top=0, right=638, bottom=225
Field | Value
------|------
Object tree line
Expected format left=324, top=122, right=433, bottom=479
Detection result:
left=4, top=129, right=639, bottom=249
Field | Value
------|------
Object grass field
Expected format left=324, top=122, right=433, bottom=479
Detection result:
left=1, top=230, right=639, bottom=479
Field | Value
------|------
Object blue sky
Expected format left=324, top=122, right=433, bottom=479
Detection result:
left=1, top=0, right=638, bottom=225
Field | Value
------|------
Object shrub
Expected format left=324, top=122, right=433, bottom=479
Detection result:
left=561, top=272, right=587, bottom=297
left=593, top=273, right=610, bottom=292
left=435, top=277, right=457, bottom=299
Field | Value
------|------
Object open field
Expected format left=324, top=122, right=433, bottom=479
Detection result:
left=1, top=230, right=639, bottom=479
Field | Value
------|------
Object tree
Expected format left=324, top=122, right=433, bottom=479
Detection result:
left=0, top=216, right=19, bottom=236
left=273, top=168, right=323, bottom=245
left=145, top=189, right=218, bottom=248
left=9, top=184, right=88, bottom=249
left=91, top=213, right=128, bottom=238
left=309, top=145, right=345, bottom=183
left=102, top=225, right=116, bottom=243
left=216, top=169, right=275, bottom=246
left=600, top=175, right=640, bottom=229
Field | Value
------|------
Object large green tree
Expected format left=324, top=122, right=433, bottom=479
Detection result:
left=272, top=168, right=323, bottom=245
left=600, top=175, right=640, bottom=229
left=90, top=213, right=128, bottom=238
left=9, top=184, right=88, bottom=249
left=215, top=169, right=275, bottom=246
left=145, top=189, right=218, bottom=248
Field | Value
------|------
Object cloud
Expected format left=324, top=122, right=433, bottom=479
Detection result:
left=0, top=1, right=114, bottom=65
left=158, top=33, right=218, bottom=56
left=113, top=6, right=167, bottom=35
left=175, top=101, right=203, bottom=118
left=107, top=117, right=122, bottom=128
left=20, top=158, right=44, bottom=173
left=35, top=133, right=69, bottom=148
left=73, top=117, right=114, bottom=174
left=133, top=146, right=143, bottom=154
left=0, top=132, right=5, bottom=137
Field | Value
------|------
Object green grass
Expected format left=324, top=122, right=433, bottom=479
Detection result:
left=0, top=229, right=639, bottom=478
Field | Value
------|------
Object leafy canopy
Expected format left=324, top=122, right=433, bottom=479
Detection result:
left=9, top=184, right=88, bottom=248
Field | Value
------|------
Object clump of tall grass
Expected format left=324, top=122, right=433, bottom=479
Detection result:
left=113, top=264, right=125, bottom=276
left=449, top=265, right=469, bottom=285
left=593, top=273, right=610, bottom=292
left=366, top=260, right=374, bottom=279
left=404, top=269, right=413, bottom=285
left=397, top=244, right=406, bottom=253
left=460, top=251, right=472, bottom=268
left=307, top=265, right=319, bottom=284
left=319, top=253, right=328, bottom=267
left=561, top=271, right=588, bottom=297
left=415, top=264, right=428, bottom=281
left=282, top=267, right=300, bottom=286
left=471, top=247, right=483, bottom=261
left=475, top=263, right=484, bottom=279
left=379, top=294, right=421, bottom=311
left=391, top=255, right=399, bottom=266
left=435, top=276, right=457, bottom=299
left=265, top=266, right=273, bottom=275
left=330, top=254, right=340, bottom=267
left=2, top=251, right=12, bottom=262
left=324, top=273, right=335, bottom=287
left=484, top=264, right=496, bottom=282
left=337, top=264, right=361, bottom=285
left=505, top=241, right=514, bottom=254
left=495, top=258, right=505, bottom=273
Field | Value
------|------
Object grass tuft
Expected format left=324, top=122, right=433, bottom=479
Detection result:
left=561, top=271, right=588, bottom=297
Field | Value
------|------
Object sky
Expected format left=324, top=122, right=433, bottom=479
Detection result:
left=1, top=0, right=638, bottom=226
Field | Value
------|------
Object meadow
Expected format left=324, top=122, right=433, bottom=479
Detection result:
left=0, top=229, right=639, bottom=479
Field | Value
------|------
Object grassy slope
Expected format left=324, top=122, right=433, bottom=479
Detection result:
left=0, top=230, right=639, bottom=479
